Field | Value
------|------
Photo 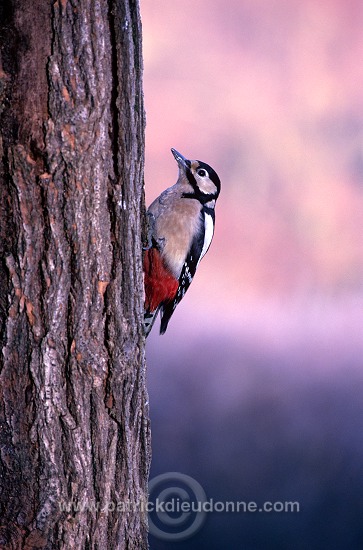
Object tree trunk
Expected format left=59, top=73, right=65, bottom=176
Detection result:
left=0, top=1, right=150, bottom=548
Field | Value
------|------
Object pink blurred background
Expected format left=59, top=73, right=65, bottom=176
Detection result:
left=142, top=1, right=363, bottom=548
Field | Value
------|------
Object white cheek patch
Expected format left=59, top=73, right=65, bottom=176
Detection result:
left=198, top=178, right=217, bottom=195
left=198, top=212, right=214, bottom=265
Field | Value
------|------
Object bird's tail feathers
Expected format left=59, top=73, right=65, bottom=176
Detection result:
left=144, top=307, right=160, bottom=338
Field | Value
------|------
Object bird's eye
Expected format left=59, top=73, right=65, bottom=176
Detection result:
left=197, top=168, right=208, bottom=177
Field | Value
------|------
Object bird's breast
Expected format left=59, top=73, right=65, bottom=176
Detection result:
left=154, top=199, right=202, bottom=278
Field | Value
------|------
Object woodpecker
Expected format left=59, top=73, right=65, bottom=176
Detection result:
left=144, top=148, right=221, bottom=336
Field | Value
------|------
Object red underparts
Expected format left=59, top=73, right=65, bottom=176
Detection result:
left=143, top=248, right=179, bottom=312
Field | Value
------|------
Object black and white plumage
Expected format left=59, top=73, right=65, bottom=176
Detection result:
left=143, top=148, right=221, bottom=336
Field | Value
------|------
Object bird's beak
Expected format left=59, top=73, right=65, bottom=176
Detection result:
left=171, top=148, right=189, bottom=171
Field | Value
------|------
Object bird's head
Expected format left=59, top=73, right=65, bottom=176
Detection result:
left=171, top=148, right=221, bottom=202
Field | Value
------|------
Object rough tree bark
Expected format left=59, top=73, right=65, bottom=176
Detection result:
left=0, top=1, right=150, bottom=548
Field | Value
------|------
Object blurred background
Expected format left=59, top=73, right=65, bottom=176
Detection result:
left=141, top=0, right=363, bottom=548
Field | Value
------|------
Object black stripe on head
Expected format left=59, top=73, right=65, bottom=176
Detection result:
left=185, top=166, right=198, bottom=191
